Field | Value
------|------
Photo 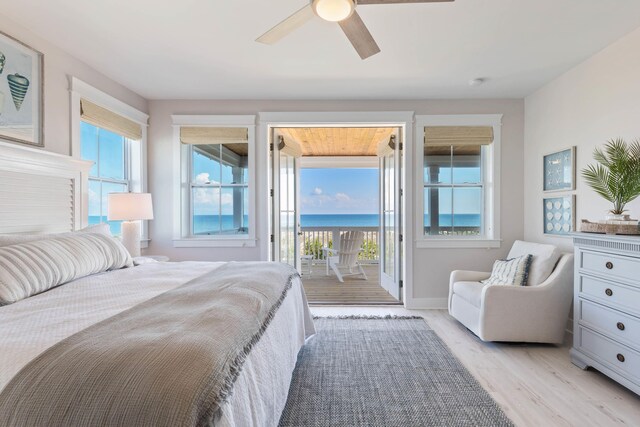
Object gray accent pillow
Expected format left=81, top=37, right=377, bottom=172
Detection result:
left=0, top=233, right=132, bottom=306
left=481, top=254, right=533, bottom=287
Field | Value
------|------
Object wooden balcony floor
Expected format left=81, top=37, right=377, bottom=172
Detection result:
left=301, top=264, right=400, bottom=305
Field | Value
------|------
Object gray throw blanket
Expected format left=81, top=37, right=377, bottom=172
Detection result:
left=0, top=261, right=299, bottom=427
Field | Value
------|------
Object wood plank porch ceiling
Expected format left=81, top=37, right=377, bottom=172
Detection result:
left=278, top=127, right=395, bottom=156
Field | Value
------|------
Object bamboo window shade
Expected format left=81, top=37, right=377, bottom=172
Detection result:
left=277, top=135, right=303, bottom=158
left=80, top=99, right=143, bottom=141
left=180, top=127, right=248, bottom=145
left=424, top=126, right=494, bottom=146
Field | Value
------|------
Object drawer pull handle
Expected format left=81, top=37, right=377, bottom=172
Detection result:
left=617, top=353, right=625, bottom=363
left=606, top=261, right=614, bottom=270
left=617, top=322, right=625, bottom=331
left=605, top=288, right=613, bottom=297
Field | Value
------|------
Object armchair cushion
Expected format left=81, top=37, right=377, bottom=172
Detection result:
left=508, top=240, right=561, bottom=286
left=481, top=254, right=532, bottom=287
left=452, top=281, right=484, bottom=308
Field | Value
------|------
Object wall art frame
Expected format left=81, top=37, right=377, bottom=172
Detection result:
left=543, top=194, right=576, bottom=236
left=543, top=146, right=575, bottom=192
left=0, top=30, right=44, bottom=147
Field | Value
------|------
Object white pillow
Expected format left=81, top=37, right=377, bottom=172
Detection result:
left=0, top=233, right=132, bottom=305
left=0, top=223, right=113, bottom=248
left=481, top=254, right=533, bottom=287
left=507, top=240, right=561, bottom=286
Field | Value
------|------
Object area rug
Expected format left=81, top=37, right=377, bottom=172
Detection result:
left=279, top=316, right=513, bottom=427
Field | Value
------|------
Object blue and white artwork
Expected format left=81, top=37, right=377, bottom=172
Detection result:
left=543, top=147, right=575, bottom=192
left=0, top=31, right=43, bottom=147
left=544, top=196, right=575, bottom=236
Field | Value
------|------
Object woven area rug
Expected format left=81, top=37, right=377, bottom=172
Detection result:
left=279, top=316, right=513, bottom=427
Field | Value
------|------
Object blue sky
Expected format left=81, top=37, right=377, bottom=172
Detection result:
left=301, top=168, right=379, bottom=214
left=301, top=166, right=482, bottom=215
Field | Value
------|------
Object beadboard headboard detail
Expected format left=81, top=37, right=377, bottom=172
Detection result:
left=0, top=141, right=92, bottom=234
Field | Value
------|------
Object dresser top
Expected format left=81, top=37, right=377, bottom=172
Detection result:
left=572, top=232, right=640, bottom=254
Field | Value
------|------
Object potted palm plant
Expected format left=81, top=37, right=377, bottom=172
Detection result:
left=582, top=138, right=640, bottom=221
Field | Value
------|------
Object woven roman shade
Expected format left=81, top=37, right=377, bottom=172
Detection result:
left=377, top=135, right=399, bottom=157
left=180, top=127, right=248, bottom=145
left=80, top=99, right=143, bottom=141
left=424, top=126, right=494, bottom=146
left=277, top=135, right=303, bottom=157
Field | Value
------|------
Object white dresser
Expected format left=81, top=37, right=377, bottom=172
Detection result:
left=571, top=233, right=640, bottom=395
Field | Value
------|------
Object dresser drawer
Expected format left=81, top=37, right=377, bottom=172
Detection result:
left=578, top=327, right=640, bottom=383
left=580, top=300, right=640, bottom=350
left=579, top=275, right=640, bottom=315
left=580, top=250, right=640, bottom=284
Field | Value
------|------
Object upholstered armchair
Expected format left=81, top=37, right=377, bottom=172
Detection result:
left=448, top=240, right=574, bottom=344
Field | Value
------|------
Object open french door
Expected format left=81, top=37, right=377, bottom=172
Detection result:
left=272, top=131, right=302, bottom=271
left=379, top=129, right=402, bottom=301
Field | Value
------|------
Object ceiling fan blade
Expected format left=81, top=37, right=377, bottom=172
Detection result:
left=256, top=4, right=315, bottom=45
left=358, top=0, right=453, bottom=4
left=338, top=10, right=381, bottom=60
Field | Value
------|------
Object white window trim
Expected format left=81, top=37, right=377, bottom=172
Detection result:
left=172, top=115, right=257, bottom=248
left=414, top=114, right=502, bottom=249
left=69, top=77, right=150, bottom=247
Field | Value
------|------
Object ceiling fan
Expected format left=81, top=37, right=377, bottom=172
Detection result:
left=256, top=0, right=454, bottom=60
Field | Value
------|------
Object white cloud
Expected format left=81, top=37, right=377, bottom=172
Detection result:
left=195, top=172, right=210, bottom=185
left=335, top=192, right=350, bottom=202
left=312, top=187, right=323, bottom=195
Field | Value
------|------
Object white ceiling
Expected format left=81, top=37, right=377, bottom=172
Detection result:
left=2, top=0, right=640, bottom=100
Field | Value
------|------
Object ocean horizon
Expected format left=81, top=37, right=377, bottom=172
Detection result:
left=90, top=213, right=480, bottom=235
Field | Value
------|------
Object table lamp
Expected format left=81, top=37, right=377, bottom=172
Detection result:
left=107, top=192, right=154, bottom=257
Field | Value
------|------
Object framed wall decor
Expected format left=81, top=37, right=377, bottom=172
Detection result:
left=543, top=146, right=575, bottom=192
left=0, top=31, right=43, bottom=147
left=543, top=195, right=575, bottom=236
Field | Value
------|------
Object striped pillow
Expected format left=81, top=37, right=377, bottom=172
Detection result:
left=0, top=233, right=133, bottom=305
left=481, top=254, right=533, bottom=287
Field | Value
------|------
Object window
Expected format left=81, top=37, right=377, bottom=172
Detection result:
left=424, top=144, right=484, bottom=236
left=174, top=116, right=256, bottom=247
left=81, top=121, right=130, bottom=236
left=71, top=78, right=149, bottom=241
left=190, top=143, right=249, bottom=236
left=416, top=116, right=501, bottom=248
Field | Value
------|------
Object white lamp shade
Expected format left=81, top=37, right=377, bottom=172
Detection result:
left=107, top=193, right=154, bottom=221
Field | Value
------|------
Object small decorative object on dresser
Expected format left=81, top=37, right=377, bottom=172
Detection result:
left=571, top=233, right=640, bottom=395
left=581, top=139, right=640, bottom=220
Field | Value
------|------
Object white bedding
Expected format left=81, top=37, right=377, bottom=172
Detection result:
left=0, top=261, right=315, bottom=426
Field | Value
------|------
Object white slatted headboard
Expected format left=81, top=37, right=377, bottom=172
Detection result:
left=0, top=141, right=92, bottom=234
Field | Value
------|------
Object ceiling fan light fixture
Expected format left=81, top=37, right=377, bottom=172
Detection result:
left=312, top=0, right=356, bottom=22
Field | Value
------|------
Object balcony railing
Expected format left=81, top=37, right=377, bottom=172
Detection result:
left=301, top=226, right=379, bottom=264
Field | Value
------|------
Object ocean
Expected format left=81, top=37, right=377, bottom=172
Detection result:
left=91, top=214, right=481, bottom=235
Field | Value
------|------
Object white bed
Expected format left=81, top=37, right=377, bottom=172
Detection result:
left=0, top=260, right=315, bottom=426
left=0, top=142, right=315, bottom=426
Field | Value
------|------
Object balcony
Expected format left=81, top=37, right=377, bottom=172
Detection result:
left=299, top=226, right=399, bottom=305
left=301, top=226, right=379, bottom=264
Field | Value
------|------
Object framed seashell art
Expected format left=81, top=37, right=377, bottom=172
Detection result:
left=0, top=31, right=43, bottom=147
left=543, top=195, right=575, bottom=236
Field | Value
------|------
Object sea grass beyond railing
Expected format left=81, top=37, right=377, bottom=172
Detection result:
left=301, top=226, right=379, bottom=264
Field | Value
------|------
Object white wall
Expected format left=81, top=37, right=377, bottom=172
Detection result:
left=0, top=14, right=148, bottom=155
left=524, top=27, right=640, bottom=251
left=147, top=99, right=524, bottom=305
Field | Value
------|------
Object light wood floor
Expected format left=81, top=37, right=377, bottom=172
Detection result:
left=311, top=306, right=640, bottom=427
left=301, top=264, right=400, bottom=305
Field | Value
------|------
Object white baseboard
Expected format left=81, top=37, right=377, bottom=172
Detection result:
left=405, top=297, right=448, bottom=310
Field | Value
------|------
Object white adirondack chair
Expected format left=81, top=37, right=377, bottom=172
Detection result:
left=324, top=231, right=368, bottom=283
